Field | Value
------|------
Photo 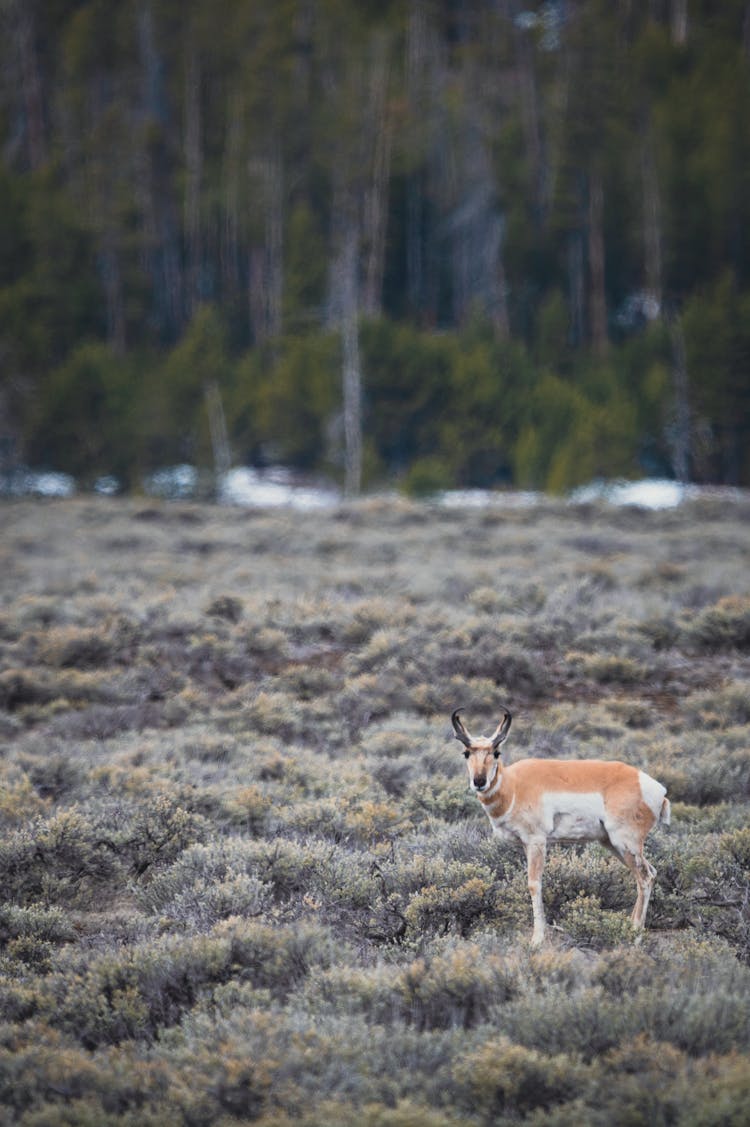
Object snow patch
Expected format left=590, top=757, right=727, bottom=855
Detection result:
left=143, top=464, right=198, bottom=499
left=438, top=488, right=542, bottom=509
left=569, top=478, right=687, bottom=510
left=0, top=468, right=76, bottom=498
left=219, top=466, right=340, bottom=510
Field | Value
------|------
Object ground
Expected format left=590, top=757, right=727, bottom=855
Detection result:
left=1, top=494, right=750, bottom=1125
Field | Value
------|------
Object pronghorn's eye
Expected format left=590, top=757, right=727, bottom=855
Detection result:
left=493, top=750, right=500, bottom=759
left=463, top=750, right=470, bottom=759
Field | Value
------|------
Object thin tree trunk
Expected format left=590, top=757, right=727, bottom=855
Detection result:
left=14, top=1, right=46, bottom=169
left=668, top=313, right=691, bottom=482
left=406, top=174, right=424, bottom=317
left=248, top=149, right=283, bottom=342
left=135, top=5, right=161, bottom=318
left=205, top=380, right=231, bottom=483
left=362, top=36, right=392, bottom=318
left=184, top=35, right=203, bottom=315
left=567, top=231, right=585, bottom=347
left=137, top=3, right=164, bottom=123
left=248, top=247, right=265, bottom=344
left=221, top=90, right=243, bottom=295
left=267, top=146, right=283, bottom=338
left=405, top=0, right=430, bottom=318
left=671, top=0, right=688, bottom=45
left=341, top=224, right=362, bottom=497
left=510, top=2, right=546, bottom=220
left=137, top=4, right=183, bottom=334
left=101, top=234, right=126, bottom=354
left=641, top=124, right=663, bottom=310
left=588, top=171, right=608, bottom=354
left=487, top=213, right=510, bottom=337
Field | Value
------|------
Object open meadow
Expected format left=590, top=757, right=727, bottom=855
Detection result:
left=2, top=493, right=750, bottom=1126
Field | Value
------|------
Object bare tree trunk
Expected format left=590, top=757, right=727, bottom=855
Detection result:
left=403, top=2, right=426, bottom=317
left=510, top=1, right=546, bottom=220
left=184, top=35, right=203, bottom=316
left=671, top=0, right=688, bottom=45
left=205, top=380, right=231, bottom=484
left=325, top=164, right=349, bottom=328
left=248, top=247, right=265, bottom=344
left=327, top=152, right=363, bottom=494
left=568, top=230, right=585, bottom=346
left=486, top=213, right=510, bottom=337
left=248, top=149, right=284, bottom=342
left=101, top=234, right=127, bottom=354
left=135, top=4, right=161, bottom=291
left=668, top=313, right=691, bottom=482
left=362, top=35, right=393, bottom=318
left=13, top=0, right=46, bottom=169
left=137, top=3, right=183, bottom=335
left=445, top=81, right=510, bottom=334
left=588, top=171, right=608, bottom=354
left=641, top=124, right=663, bottom=310
left=221, top=90, right=243, bottom=295
left=77, top=55, right=127, bottom=354
left=137, top=2, right=164, bottom=122
left=0, top=385, right=20, bottom=483
left=406, top=175, right=424, bottom=317
left=341, top=224, right=362, bottom=497
left=266, top=146, right=283, bottom=338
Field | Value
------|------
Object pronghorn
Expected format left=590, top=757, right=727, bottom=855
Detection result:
left=452, top=707, right=670, bottom=947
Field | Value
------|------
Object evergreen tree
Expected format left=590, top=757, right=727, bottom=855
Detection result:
left=0, top=0, right=748, bottom=489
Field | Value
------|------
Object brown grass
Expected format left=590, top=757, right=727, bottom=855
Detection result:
left=1, top=493, right=749, bottom=1123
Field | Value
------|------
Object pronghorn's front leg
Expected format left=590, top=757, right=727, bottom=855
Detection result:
left=525, top=838, right=547, bottom=948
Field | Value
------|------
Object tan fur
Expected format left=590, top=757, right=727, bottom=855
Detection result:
left=453, top=710, right=669, bottom=947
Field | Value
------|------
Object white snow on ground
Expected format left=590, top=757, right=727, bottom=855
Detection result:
left=569, top=478, right=747, bottom=509
left=442, top=478, right=747, bottom=511
left=144, top=464, right=199, bottom=499
left=568, top=478, right=687, bottom=509
left=438, top=488, right=543, bottom=509
left=0, top=469, right=76, bottom=498
left=3, top=466, right=747, bottom=510
left=218, top=466, right=340, bottom=510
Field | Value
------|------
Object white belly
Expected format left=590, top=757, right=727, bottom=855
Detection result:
left=542, top=792, right=608, bottom=843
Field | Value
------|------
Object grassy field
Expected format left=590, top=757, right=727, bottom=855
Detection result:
left=2, top=494, right=750, bottom=1126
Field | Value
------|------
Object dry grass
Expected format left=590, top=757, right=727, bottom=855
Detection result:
left=1, top=494, right=750, bottom=1123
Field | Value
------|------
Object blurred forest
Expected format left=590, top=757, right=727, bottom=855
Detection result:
left=1, top=0, right=750, bottom=492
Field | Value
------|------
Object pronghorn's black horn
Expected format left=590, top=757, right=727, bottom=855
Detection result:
left=451, top=708, right=473, bottom=747
left=491, top=709, right=512, bottom=750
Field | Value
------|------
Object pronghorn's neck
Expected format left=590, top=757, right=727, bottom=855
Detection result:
left=477, top=767, right=515, bottom=821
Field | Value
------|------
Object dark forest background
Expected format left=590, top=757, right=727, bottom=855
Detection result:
left=2, top=0, right=750, bottom=493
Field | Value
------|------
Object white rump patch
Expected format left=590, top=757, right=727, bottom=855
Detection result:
left=638, top=771, right=667, bottom=819
left=542, top=792, right=608, bottom=842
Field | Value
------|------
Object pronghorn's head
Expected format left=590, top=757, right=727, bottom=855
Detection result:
left=451, top=707, right=512, bottom=794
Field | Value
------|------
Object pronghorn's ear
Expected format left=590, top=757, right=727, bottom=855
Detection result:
left=451, top=707, right=473, bottom=748
left=490, top=709, right=512, bottom=754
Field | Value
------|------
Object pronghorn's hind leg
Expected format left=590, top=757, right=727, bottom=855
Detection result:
left=623, top=850, right=656, bottom=929
left=604, top=836, right=656, bottom=930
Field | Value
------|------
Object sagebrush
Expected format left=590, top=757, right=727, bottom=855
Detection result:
left=1, top=494, right=750, bottom=1124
